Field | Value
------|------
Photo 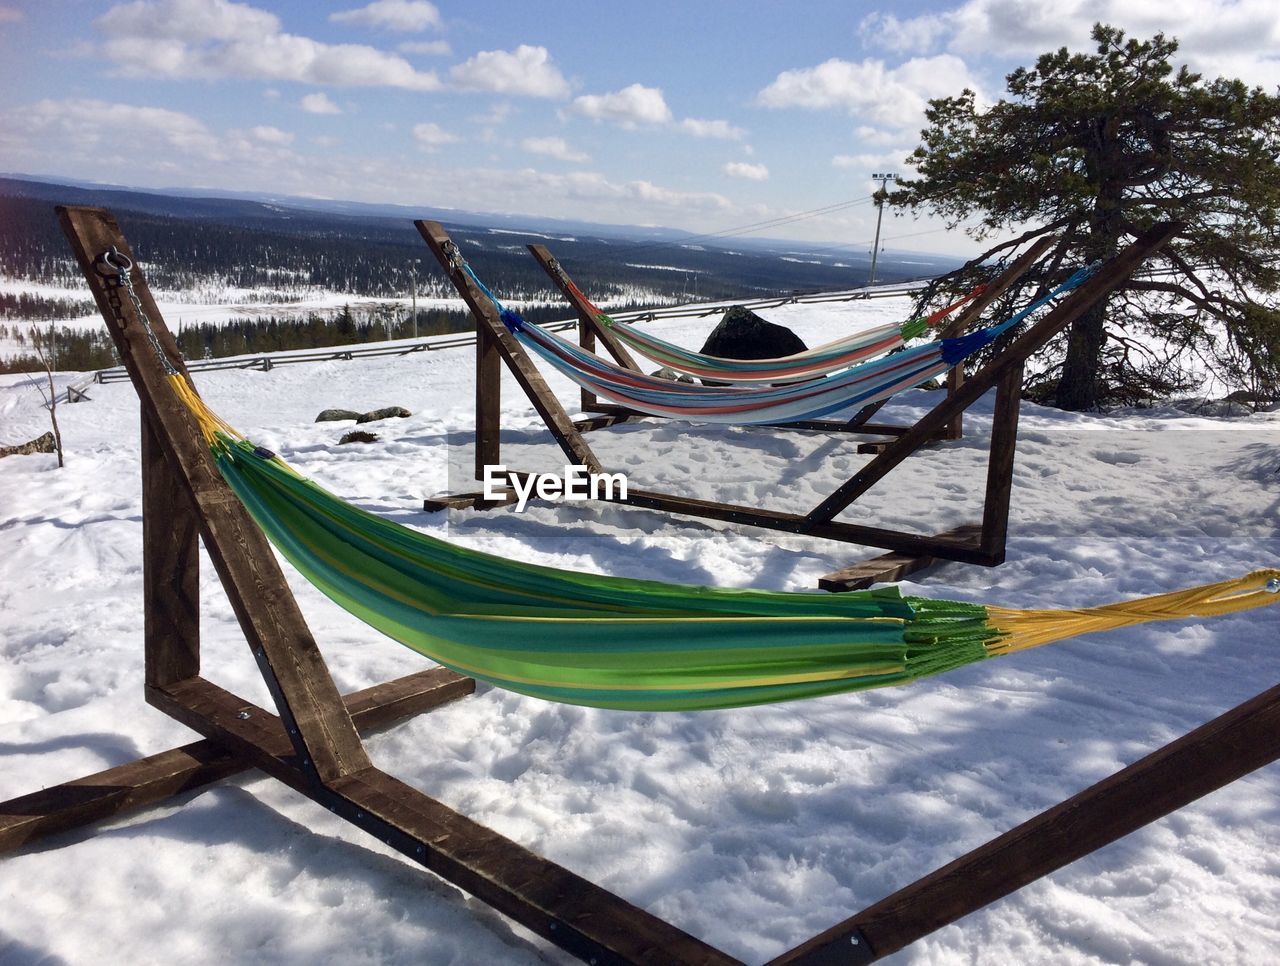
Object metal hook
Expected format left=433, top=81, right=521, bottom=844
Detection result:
left=97, top=246, right=134, bottom=275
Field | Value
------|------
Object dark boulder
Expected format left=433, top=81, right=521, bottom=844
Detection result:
left=339, top=430, right=380, bottom=445
left=699, top=305, right=807, bottom=360
left=0, top=431, right=56, bottom=458
left=315, top=408, right=362, bottom=422
left=650, top=366, right=696, bottom=384
left=356, top=406, right=412, bottom=424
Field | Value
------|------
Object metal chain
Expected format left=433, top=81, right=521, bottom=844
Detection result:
left=546, top=255, right=568, bottom=286
left=98, top=247, right=179, bottom=375
left=440, top=240, right=464, bottom=272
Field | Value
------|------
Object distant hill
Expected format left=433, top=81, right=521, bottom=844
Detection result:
left=0, top=175, right=960, bottom=304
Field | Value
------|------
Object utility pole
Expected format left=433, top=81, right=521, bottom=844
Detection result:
left=868, top=172, right=897, bottom=286
left=409, top=258, right=419, bottom=339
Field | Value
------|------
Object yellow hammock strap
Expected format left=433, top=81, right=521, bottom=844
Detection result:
left=985, top=568, right=1280, bottom=655
left=167, top=373, right=242, bottom=447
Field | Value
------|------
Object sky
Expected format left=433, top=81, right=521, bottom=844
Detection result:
left=1, top=0, right=1278, bottom=256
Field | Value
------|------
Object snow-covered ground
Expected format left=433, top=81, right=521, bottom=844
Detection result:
left=1, top=296, right=1278, bottom=965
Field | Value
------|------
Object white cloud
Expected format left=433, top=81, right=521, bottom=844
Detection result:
left=521, top=136, right=589, bottom=163
left=1, top=97, right=750, bottom=235
left=300, top=92, right=342, bottom=115
left=852, top=125, right=903, bottom=147
left=94, top=0, right=441, bottom=90
left=858, top=12, right=951, bottom=54
left=450, top=45, right=570, bottom=98
left=858, top=1, right=1280, bottom=89
left=723, top=161, right=769, bottom=181
left=832, top=152, right=894, bottom=169
left=0, top=5, right=25, bottom=23
left=412, top=121, right=459, bottom=149
left=536, top=171, right=730, bottom=213
left=330, top=1, right=441, bottom=32
left=757, top=54, right=980, bottom=129
left=568, top=84, right=744, bottom=138
left=399, top=39, right=451, bottom=56
left=98, top=0, right=278, bottom=43
left=12, top=98, right=221, bottom=156
left=570, top=83, right=672, bottom=127
left=0, top=97, right=308, bottom=180
left=250, top=124, right=294, bottom=145
left=679, top=117, right=745, bottom=140
left=470, top=102, right=513, bottom=126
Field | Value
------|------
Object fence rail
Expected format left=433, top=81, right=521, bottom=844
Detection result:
left=81, top=281, right=925, bottom=392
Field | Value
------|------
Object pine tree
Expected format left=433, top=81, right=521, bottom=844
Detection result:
left=892, top=23, right=1280, bottom=409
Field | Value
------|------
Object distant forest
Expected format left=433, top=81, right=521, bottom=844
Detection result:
left=0, top=194, right=888, bottom=303
left=0, top=180, right=955, bottom=374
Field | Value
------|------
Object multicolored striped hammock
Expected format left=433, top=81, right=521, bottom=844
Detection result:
left=466, top=263, right=1093, bottom=425
left=169, top=376, right=1280, bottom=712
left=556, top=273, right=985, bottom=383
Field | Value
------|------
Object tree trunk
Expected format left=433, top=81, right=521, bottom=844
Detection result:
left=1056, top=123, right=1124, bottom=412
left=1055, top=301, right=1108, bottom=410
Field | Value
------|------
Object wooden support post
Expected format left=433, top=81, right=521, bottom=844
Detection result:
left=817, top=525, right=981, bottom=592
left=978, top=364, right=1023, bottom=560
left=58, top=206, right=373, bottom=785
left=421, top=223, right=1175, bottom=579
left=141, top=414, right=200, bottom=686
left=843, top=235, right=1055, bottom=436
left=416, top=221, right=605, bottom=476
left=579, top=308, right=597, bottom=412
left=805, top=222, right=1181, bottom=527
left=475, top=320, right=502, bottom=480
left=527, top=244, right=643, bottom=374
left=50, top=206, right=733, bottom=965
left=0, top=668, right=473, bottom=855
left=771, top=680, right=1280, bottom=964
left=527, top=244, right=643, bottom=415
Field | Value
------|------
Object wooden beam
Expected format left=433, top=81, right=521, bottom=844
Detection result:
left=844, top=236, right=1056, bottom=437
left=978, top=365, right=1023, bottom=560
left=148, top=676, right=741, bottom=966
left=937, top=235, right=1058, bottom=336
left=418, top=483, right=998, bottom=562
left=142, top=414, right=200, bottom=685
left=771, top=680, right=1280, bottom=964
left=415, top=221, right=605, bottom=476
left=804, top=223, right=1180, bottom=525
left=817, top=525, right=982, bottom=592
left=475, top=317, right=502, bottom=480
left=58, top=205, right=372, bottom=784
left=0, top=668, right=473, bottom=855
left=594, top=488, right=1000, bottom=564
left=527, top=243, right=644, bottom=415
left=527, top=243, right=643, bottom=373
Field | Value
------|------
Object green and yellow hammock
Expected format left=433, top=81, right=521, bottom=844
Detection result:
left=171, top=376, right=1280, bottom=712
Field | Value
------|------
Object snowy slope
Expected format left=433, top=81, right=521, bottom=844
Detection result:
left=1, top=297, right=1278, bottom=966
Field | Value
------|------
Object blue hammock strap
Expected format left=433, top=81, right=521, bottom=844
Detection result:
left=457, top=260, right=524, bottom=333
left=938, top=263, right=1097, bottom=367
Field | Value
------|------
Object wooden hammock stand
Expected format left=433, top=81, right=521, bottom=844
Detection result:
left=525, top=240, right=1007, bottom=457
left=7, top=209, right=1278, bottom=965
left=415, top=222, right=1138, bottom=591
